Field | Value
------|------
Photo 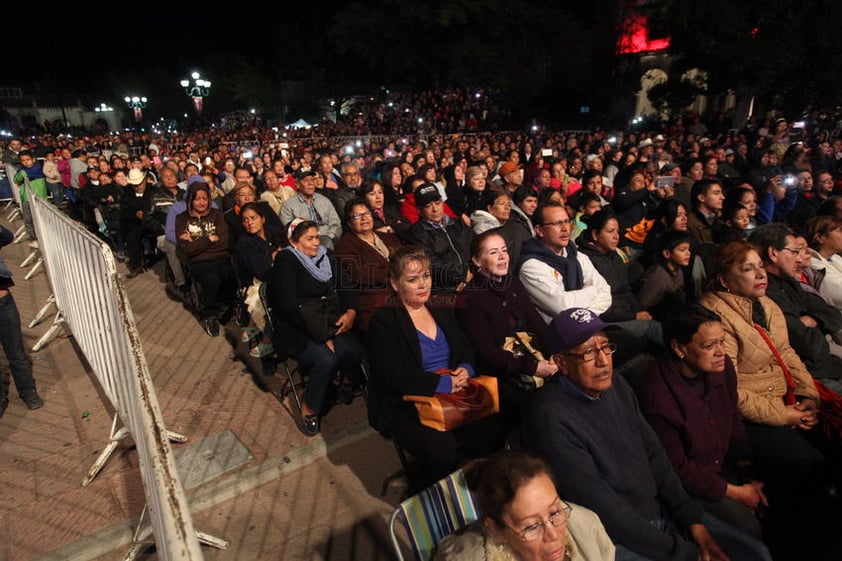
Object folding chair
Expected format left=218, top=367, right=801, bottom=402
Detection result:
left=389, top=468, right=481, bottom=561
left=258, top=280, right=307, bottom=414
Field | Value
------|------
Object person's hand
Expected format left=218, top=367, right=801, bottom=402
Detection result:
left=450, top=368, right=470, bottom=393
left=726, top=481, right=768, bottom=510
left=688, top=524, right=729, bottom=561
left=799, top=315, right=818, bottom=328
left=334, top=309, right=357, bottom=335
left=325, top=339, right=335, bottom=353
left=178, top=231, right=191, bottom=241
left=535, top=359, right=558, bottom=378
left=635, top=311, right=653, bottom=320
left=208, top=234, right=220, bottom=243
left=461, top=214, right=472, bottom=228
left=785, top=402, right=818, bottom=430
left=663, top=185, right=676, bottom=199
left=106, top=195, right=114, bottom=203
left=136, top=210, right=144, bottom=220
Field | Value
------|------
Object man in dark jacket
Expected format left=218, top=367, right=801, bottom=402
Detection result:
left=406, top=183, right=473, bottom=292
left=121, top=169, right=159, bottom=278
left=750, top=223, right=842, bottom=394
left=523, top=308, right=771, bottom=561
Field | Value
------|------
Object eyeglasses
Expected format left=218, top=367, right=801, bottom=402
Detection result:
left=780, top=246, right=802, bottom=254
left=563, top=342, right=617, bottom=363
left=540, top=219, right=571, bottom=228
left=350, top=211, right=372, bottom=221
left=506, top=502, right=572, bottom=542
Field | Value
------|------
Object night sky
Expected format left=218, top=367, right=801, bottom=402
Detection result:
left=9, top=4, right=330, bottom=85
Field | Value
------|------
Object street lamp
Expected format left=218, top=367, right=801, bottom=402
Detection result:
left=124, top=96, right=147, bottom=123
left=94, top=103, right=114, bottom=113
left=180, top=71, right=212, bottom=116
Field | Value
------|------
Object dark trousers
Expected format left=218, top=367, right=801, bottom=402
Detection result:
left=744, top=422, right=829, bottom=506
left=295, top=332, right=364, bottom=413
left=0, top=292, right=36, bottom=398
left=190, top=257, right=235, bottom=319
left=391, top=406, right=510, bottom=491
left=121, top=221, right=157, bottom=269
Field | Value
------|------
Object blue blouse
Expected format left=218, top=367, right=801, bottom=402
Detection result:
left=417, top=327, right=475, bottom=393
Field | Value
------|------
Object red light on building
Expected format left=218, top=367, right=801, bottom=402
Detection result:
left=617, top=13, right=671, bottom=54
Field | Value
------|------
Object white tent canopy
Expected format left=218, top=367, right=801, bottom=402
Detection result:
left=288, top=118, right=311, bottom=129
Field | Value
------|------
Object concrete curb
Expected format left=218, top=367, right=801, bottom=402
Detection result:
left=36, top=421, right=375, bottom=561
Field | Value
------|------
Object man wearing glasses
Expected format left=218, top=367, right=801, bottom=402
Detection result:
left=327, top=163, right=363, bottom=217
left=749, top=223, right=842, bottom=394
left=519, top=202, right=612, bottom=323
left=523, top=307, right=772, bottom=561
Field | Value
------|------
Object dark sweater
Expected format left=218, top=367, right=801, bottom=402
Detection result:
left=524, top=374, right=705, bottom=561
left=636, top=356, right=753, bottom=501
left=455, top=273, right=551, bottom=379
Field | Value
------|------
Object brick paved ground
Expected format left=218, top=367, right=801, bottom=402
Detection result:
left=0, top=211, right=405, bottom=561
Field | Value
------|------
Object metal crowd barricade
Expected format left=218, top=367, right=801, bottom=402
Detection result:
left=28, top=195, right=223, bottom=560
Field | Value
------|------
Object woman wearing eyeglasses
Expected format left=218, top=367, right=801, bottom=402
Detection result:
left=700, top=240, right=842, bottom=558
left=434, top=450, right=614, bottom=561
left=333, top=199, right=402, bottom=333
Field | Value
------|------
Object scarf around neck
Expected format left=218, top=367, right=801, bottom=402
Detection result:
left=520, top=238, right=584, bottom=291
left=285, top=244, right=332, bottom=282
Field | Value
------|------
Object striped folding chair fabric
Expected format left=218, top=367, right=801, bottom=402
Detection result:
left=388, top=468, right=481, bottom=561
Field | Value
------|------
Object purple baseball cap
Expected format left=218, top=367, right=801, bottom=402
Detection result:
left=547, top=308, right=619, bottom=352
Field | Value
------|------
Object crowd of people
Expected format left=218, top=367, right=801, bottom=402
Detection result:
left=4, top=108, right=842, bottom=560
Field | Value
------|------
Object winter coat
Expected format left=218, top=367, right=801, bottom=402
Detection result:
left=698, top=291, right=819, bottom=426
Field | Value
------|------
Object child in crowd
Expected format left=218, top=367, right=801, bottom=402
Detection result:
left=715, top=201, right=750, bottom=243
left=13, top=150, right=49, bottom=240
left=571, top=191, right=603, bottom=243
left=635, top=230, right=692, bottom=322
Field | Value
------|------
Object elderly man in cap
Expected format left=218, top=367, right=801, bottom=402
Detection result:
left=523, top=308, right=772, bottom=561
left=121, top=168, right=159, bottom=278
left=497, top=161, right=523, bottom=194
left=280, top=169, right=342, bottom=250
left=406, top=182, right=474, bottom=292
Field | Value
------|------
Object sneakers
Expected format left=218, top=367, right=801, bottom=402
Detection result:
left=240, top=326, right=261, bottom=343
left=20, top=389, right=44, bottom=410
left=126, top=267, right=144, bottom=279
left=301, top=413, right=320, bottom=437
left=249, top=341, right=274, bottom=358
left=202, top=317, right=220, bottom=337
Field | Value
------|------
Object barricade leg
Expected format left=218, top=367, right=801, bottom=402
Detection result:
left=28, top=295, right=55, bottom=328
left=12, top=224, right=26, bottom=243
left=83, top=414, right=188, bottom=487
left=123, top=506, right=229, bottom=561
left=32, top=311, right=65, bottom=352
left=20, top=248, right=39, bottom=268
left=23, top=257, right=42, bottom=280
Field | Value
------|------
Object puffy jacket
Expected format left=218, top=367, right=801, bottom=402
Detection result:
left=405, top=217, right=473, bottom=291
left=699, top=290, right=818, bottom=425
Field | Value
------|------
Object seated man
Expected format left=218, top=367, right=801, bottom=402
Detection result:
left=519, top=202, right=612, bottom=323
left=523, top=307, right=772, bottom=561
left=405, top=183, right=473, bottom=292
left=280, top=169, right=342, bottom=250
left=749, top=223, right=842, bottom=395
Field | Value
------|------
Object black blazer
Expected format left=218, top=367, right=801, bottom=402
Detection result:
left=367, top=304, right=475, bottom=404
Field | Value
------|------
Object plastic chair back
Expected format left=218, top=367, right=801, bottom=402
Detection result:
left=389, top=468, right=480, bottom=561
